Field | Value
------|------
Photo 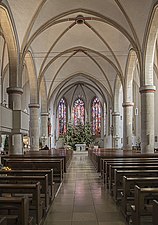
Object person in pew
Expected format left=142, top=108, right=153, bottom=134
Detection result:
left=42, top=145, right=49, bottom=150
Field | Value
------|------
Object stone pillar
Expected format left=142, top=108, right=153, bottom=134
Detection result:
left=41, top=112, right=49, bottom=147
left=100, top=114, right=104, bottom=147
left=122, top=102, right=134, bottom=150
left=112, top=112, right=120, bottom=148
left=29, top=103, right=40, bottom=151
left=139, top=85, right=156, bottom=153
left=7, top=87, right=23, bottom=155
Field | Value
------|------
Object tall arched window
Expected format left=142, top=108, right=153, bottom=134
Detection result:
left=92, top=97, right=101, bottom=135
left=73, top=98, right=85, bottom=126
left=58, top=98, right=67, bottom=135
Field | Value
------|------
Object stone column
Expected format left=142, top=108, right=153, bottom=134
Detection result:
left=41, top=112, right=48, bottom=146
left=139, top=85, right=156, bottom=153
left=122, top=102, right=134, bottom=150
left=7, top=87, right=23, bottom=155
left=29, top=103, right=40, bottom=151
left=100, top=114, right=104, bottom=147
left=112, top=112, right=120, bottom=148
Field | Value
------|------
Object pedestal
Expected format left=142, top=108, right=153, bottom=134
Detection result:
left=75, top=144, right=86, bottom=151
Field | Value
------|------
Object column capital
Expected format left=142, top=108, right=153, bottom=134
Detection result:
left=7, top=87, right=23, bottom=95
left=122, top=102, right=134, bottom=107
left=112, top=112, right=120, bottom=116
left=41, top=112, right=49, bottom=116
left=28, top=103, right=40, bottom=109
left=139, top=85, right=156, bottom=93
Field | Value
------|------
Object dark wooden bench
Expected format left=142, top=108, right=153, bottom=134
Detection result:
left=89, top=148, right=158, bottom=172
left=101, top=158, right=158, bottom=178
left=131, top=185, right=158, bottom=225
left=2, top=148, right=73, bottom=173
left=0, top=217, right=7, bottom=225
left=153, top=200, right=158, bottom=225
left=113, top=169, right=158, bottom=202
left=103, top=159, right=158, bottom=183
left=0, top=175, right=49, bottom=212
left=122, top=176, right=158, bottom=218
left=0, top=196, right=32, bottom=225
left=0, top=169, right=55, bottom=200
left=3, top=158, right=63, bottom=183
left=109, top=165, right=158, bottom=194
left=0, top=183, right=43, bottom=225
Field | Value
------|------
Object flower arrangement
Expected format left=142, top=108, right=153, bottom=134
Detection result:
left=1, top=166, right=11, bottom=171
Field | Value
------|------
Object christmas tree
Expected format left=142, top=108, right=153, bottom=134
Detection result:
left=64, top=120, right=93, bottom=150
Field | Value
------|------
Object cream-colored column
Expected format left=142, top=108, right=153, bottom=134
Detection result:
left=112, top=112, right=120, bottom=148
left=29, top=103, right=40, bottom=151
left=101, top=114, right=104, bottom=147
left=122, top=102, right=134, bottom=150
left=139, top=85, right=156, bottom=153
left=7, top=87, right=23, bottom=155
left=41, top=112, right=48, bottom=146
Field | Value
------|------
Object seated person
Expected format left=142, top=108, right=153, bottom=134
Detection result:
left=42, top=145, right=49, bottom=150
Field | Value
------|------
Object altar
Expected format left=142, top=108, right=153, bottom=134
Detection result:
left=75, top=143, right=86, bottom=151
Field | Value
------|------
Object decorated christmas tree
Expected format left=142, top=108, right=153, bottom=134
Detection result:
left=64, top=120, right=93, bottom=150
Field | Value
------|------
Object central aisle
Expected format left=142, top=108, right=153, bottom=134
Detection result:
left=44, top=152, right=126, bottom=225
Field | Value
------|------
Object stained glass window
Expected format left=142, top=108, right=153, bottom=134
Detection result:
left=58, top=98, right=67, bottom=135
left=104, top=103, right=106, bottom=135
left=92, top=97, right=101, bottom=135
left=73, top=98, right=85, bottom=126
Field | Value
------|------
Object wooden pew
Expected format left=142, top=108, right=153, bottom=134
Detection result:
left=101, top=158, right=158, bottom=178
left=0, top=175, right=49, bottom=212
left=153, top=200, right=158, bottom=225
left=122, top=176, right=158, bottom=217
left=113, top=169, right=158, bottom=202
left=103, top=159, right=158, bottom=183
left=0, top=217, right=7, bottom=225
left=3, top=158, right=63, bottom=183
left=131, top=185, right=158, bottom=225
left=0, top=183, right=43, bottom=225
left=109, top=165, right=158, bottom=193
left=1, top=148, right=73, bottom=173
left=89, top=148, right=158, bottom=172
left=0, top=169, right=55, bottom=200
left=0, top=196, right=32, bottom=225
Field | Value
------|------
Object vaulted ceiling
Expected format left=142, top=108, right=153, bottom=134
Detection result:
left=6, top=0, right=154, bottom=106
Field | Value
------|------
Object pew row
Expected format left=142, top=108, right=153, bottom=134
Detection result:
left=0, top=169, right=55, bottom=199
left=0, top=183, right=43, bottom=225
left=0, top=196, right=33, bottom=225
left=102, top=159, right=158, bottom=183
left=131, top=185, right=158, bottom=225
left=3, top=158, right=63, bottom=183
left=122, top=176, right=158, bottom=218
left=152, top=200, right=158, bottom=225
left=109, top=166, right=158, bottom=194
left=0, top=175, right=49, bottom=212
left=113, top=169, right=158, bottom=202
left=0, top=217, right=6, bottom=225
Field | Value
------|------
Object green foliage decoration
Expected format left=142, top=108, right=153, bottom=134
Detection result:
left=64, top=120, right=93, bottom=150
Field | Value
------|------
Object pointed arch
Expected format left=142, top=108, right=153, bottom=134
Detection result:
left=24, top=51, right=38, bottom=104
left=0, top=4, right=19, bottom=87
left=143, top=4, right=158, bottom=85
left=124, top=49, right=138, bottom=102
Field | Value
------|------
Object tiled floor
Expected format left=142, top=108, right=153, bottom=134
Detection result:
left=44, top=152, right=127, bottom=225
